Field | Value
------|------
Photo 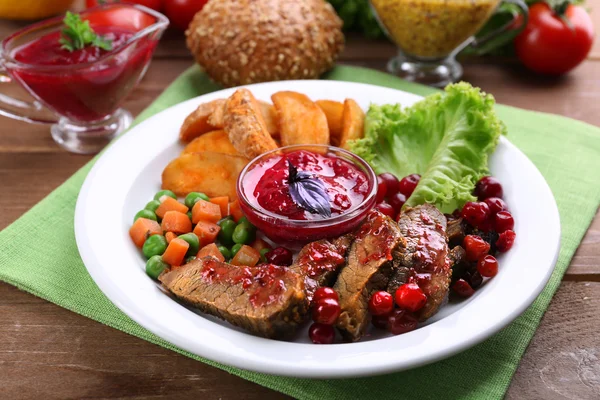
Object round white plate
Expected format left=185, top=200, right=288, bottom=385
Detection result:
left=75, top=80, right=560, bottom=378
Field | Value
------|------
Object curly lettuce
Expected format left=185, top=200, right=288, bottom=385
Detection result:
left=348, top=82, right=506, bottom=213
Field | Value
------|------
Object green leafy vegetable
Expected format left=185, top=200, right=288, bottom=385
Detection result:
left=328, top=0, right=385, bottom=39
left=59, top=11, right=112, bottom=52
left=348, top=82, right=505, bottom=213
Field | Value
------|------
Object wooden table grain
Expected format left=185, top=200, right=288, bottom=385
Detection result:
left=1, top=11, right=600, bottom=400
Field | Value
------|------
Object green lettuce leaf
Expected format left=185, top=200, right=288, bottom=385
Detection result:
left=348, top=82, right=506, bottom=213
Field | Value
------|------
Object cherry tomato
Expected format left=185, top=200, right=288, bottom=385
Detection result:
left=515, top=3, right=594, bottom=75
left=86, top=0, right=162, bottom=12
left=164, top=0, right=210, bottom=31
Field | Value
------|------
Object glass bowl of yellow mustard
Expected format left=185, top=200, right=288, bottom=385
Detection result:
left=370, top=0, right=529, bottom=87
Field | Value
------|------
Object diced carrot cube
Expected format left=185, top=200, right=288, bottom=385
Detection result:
left=155, top=196, right=188, bottom=219
left=161, top=211, right=192, bottom=234
left=165, top=231, right=177, bottom=244
left=162, top=238, right=189, bottom=266
left=229, top=199, right=244, bottom=222
left=129, top=218, right=162, bottom=248
left=197, top=243, right=225, bottom=262
left=192, top=199, right=221, bottom=224
left=193, top=221, right=221, bottom=247
left=210, top=196, right=229, bottom=217
left=231, top=245, right=260, bottom=267
left=251, top=238, right=270, bottom=253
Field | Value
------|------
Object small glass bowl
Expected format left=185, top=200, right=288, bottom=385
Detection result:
left=236, top=145, right=377, bottom=244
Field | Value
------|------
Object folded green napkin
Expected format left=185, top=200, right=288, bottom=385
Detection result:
left=1, top=65, right=599, bottom=400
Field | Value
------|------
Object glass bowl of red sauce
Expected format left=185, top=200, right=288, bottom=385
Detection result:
left=237, top=145, right=378, bottom=244
left=0, top=4, right=168, bottom=154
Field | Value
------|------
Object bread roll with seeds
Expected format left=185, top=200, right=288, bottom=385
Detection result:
left=186, top=0, right=345, bottom=88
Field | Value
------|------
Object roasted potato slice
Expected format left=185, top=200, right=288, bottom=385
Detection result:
left=180, top=99, right=225, bottom=143
left=339, top=99, right=365, bottom=149
left=210, top=100, right=279, bottom=137
left=272, top=91, right=329, bottom=146
left=224, top=89, right=279, bottom=159
left=161, top=152, right=248, bottom=198
left=316, top=100, right=344, bottom=146
left=182, top=130, right=239, bottom=156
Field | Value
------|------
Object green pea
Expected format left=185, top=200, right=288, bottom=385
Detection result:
left=146, top=255, right=169, bottom=280
left=260, top=248, right=270, bottom=263
left=185, top=255, right=196, bottom=264
left=218, top=246, right=232, bottom=260
left=144, top=200, right=161, bottom=213
left=134, top=209, right=157, bottom=222
left=217, top=215, right=233, bottom=224
left=185, top=192, right=210, bottom=208
left=238, top=216, right=251, bottom=228
left=178, top=233, right=200, bottom=256
left=231, top=243, right=243, bottom=258
left=232, top=223, right=255, bottom=245
left=153, top=190, right=177, bottom=201
left=142, top=235, right=168, bottom=259
left=218, top=219, right=237, bottom=245
left=187, top=211, right=193, bottom=221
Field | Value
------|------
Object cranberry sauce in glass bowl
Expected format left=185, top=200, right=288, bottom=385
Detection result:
left=237, top=145, right=377, bottom=244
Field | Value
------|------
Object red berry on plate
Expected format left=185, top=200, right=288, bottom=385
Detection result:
left=395, top=283, right=427, bottom=312
left=463, top=235, right=491, bottom=261
left=312, top=298, right=341, bottom=325
left=309, top=323, right=335, bottom=344
left=461, top=201, right=490, bottom=228
left=387, top=309, right=418, bottom=335
left=376, top=176, right=387, bottom=203
left=378, top=173, right=400, bottom=196
left=475, top=176, right=503, bottom=200
left=376, top=202, right=396, bottom=219
left=368, top=290, right=394, bottom=316
left=265, top=247, right=294, bottom=266
left=313, top=287, right=339, bottom=303
left=372, top=314, right=389, bottom=330
left=398, top=174, right=421, bottom=197
left=452, top=279, right=475, bottom=297
left=477, top=255, right=499, bottom=278
left=494, top=210, right=514, bottom=233
left=484, top=197, right=507, bottom=216
left=388, top=192, right=407, bottom=213
left=496, top=230, right=516, bottom=252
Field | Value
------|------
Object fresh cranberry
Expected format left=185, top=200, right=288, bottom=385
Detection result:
left=496, top=230, right=516, bottom=252
left=312, top=298, right=341, bottom=325
left=452, top=279, right=475, bottom=297
left=461, top=201, right=490, bottom=228
left=484, top=197, right=507, bottom=216
left=387, top=310, right=418, bottom=335
left=376, top=176, right=387, bottom=203
left=463, top=235, right=491, bottom=261
left=368, top=291, right=394, bottom=316
left=309, top=323, right=335, bottom=344
left=378, top=173, right=400, bottom=196
left=494, top=211, right=514, bottom=233
left=372, top=314, right=389, bottom=330
left=475, top=176, right=503, bottom=200
left=388, top=192, right=407, bottom=213
left=477, top=255, right=499, bottom=278
left=313, top=287, right=339, bottom=302
left=376, top=202, right=396, bottom=219
left=395, top=283, right=427, bottom=312
left=464, top=270, right=483, bottom=289
left=265, top=247, right=293, bottom=266
left=398, top=174, right=421, bottom=197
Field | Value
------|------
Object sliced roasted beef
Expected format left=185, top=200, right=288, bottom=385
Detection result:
left=289, top=234, right=352, bottom=302
left=334, top=210, right=404, bottom=341
left=159, top=257, right=308, bottom=339
left=447, top=217, right=467, bottom=247
left=448, top=245, right=466, bottom=267
left=387, top=204, right=451, bottom=321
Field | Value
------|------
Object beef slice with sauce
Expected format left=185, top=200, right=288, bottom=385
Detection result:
left=388, top=204, right=451, bottom=321
left=159, top=257, right=309, bottom=339
left=334, top=210, right=404, bottom=341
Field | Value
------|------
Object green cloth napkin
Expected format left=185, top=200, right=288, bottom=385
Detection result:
left=1, top=65, right=599, bottom=400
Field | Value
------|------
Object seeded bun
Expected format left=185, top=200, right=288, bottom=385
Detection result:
left=186, top=0, right=345, bottom=87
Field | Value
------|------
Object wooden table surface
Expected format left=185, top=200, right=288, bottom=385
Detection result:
left=1, top=7, right=600, bottom=400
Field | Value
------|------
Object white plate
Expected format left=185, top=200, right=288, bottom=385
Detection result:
left=75, top=80, right=560, bottom=378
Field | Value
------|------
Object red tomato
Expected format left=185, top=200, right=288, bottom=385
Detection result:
left=86, top=0, right=162, bottom=12
left=164, top=0, right=209, bottom=31
left=515, top=3, right=594, bottom=75
left=85, top=5, right=157, bottom=31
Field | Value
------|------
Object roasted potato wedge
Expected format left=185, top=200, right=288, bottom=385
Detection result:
left=161, top=152, right=248, bottom=198
left=210, top=100, right=279, bottom=137
left=316, top=100, right=344, bottom=146
left=339, top=98, right=365, bottom=149
left=182, top=130, right=239, bottom=156
left=180, top=99, right=225, bottom=143
left=272, top=91, right=329, bottom=146
left=224, top=89, right=279, bottom=159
